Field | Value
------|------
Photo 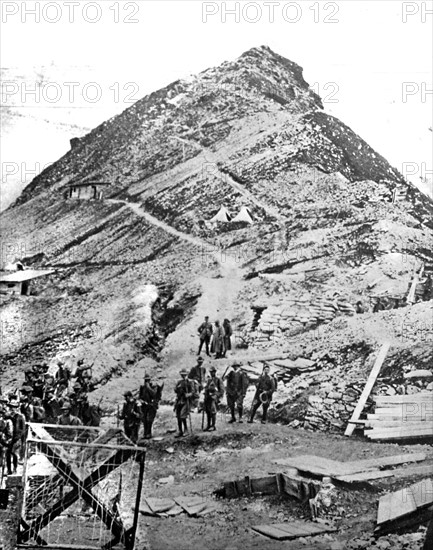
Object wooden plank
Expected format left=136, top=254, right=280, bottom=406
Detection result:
left=377, top=488, right=417, bottom=525
left=367, top=426, right=433, bottom=440
left=365, top=420, right=432, bottom=428
left=374, top=393, right=432, bottom=404
left=336, top=470, right=395, bottom=483
left=252, top=521, right=336, bottom=541
left=408, top=479, right=433, bottom=508
left=367, top=412, right=433, bottom=421
left=274, top=455, right=352, bottom=477
left=345, top=342, right=390, bottom=436
left=250, top=476, right=278, bottom=495
left=344, top=453, right=426, bottom=472
left=252, top=525, right=292, bottom=540
left=174, top=496, right=207, bottom=516
left=392, top=464, right=433, bottom=479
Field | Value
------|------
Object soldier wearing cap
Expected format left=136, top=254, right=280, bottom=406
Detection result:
left=119, top=391, right=141, bottom=443
left=225, top=362, right=250, bottom=423
left=139, top=374, right=163, bottom=439
left=248, top=365, right=277, bottom=424
left=203, top=366, right=224, bottom=431
left=57, top=401, right=82, bottom=426
left=174, top=369, right=197, bottom=437
left=188, top=356, right=207, bottom=392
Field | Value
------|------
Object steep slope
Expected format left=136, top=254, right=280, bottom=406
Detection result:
left=1, top=46, right=432, bottom=428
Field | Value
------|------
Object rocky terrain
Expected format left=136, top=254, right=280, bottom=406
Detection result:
left=1, top=45, right=432, bottom=549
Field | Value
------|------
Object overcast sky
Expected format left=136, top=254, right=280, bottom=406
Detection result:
left=1, top=0, right=432, bottom=194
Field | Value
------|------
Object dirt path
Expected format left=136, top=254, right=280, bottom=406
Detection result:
left=106, top=198, right=247, bottom=383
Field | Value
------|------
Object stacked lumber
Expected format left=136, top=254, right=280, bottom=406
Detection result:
left=364, top=392, right=433, bottom=441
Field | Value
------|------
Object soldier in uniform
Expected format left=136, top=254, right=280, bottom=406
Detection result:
left=203, top=366, right=224, bottom=431
left=0, top=403, right=13, bottom=474
left=31, top=365, right=45, bottom=399
left=188, top=356, right=206, bottom=392
left=197, top=316, right=213, bottom=356
left=174, top=369, right=197, bottom=438
left=55, top=360, right=71, bottom=395
left=20, top=386, right=34, bottom=422
left=6, top=400, right=25, bottom=474
left=248, top=365, right=277, bottom=424
left=225, top=362, right=249, bottom=423
left=43, top=388, right=61, bottom=423
left=119, top=391, right=141, bottom=443
left=139, top=374, right=163, bottom=439
left=57, top=401, right=82, bottom=426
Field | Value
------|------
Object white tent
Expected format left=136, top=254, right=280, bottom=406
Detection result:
left=209, top=206, right=231, bottom=223
left=232, top=206, right=254, bottom=224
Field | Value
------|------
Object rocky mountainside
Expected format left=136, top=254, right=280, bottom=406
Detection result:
left=1, top=46, right=432, bottom=429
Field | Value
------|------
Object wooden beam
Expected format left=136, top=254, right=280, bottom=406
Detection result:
left=26, top=438, right=145, bottom=453
left=344, top=342, right=390, bottom=436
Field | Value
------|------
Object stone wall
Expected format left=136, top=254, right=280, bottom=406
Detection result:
left=249, top=294, right=356, bottom=349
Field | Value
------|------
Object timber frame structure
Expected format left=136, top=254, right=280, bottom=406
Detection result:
left=18, top=423, right=145, bottom=550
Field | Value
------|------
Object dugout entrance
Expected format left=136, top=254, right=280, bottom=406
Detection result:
left=18, top=423, right=146, bottom=550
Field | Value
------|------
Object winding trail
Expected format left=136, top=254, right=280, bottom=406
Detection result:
left=106, top=198, right=247, bottom=382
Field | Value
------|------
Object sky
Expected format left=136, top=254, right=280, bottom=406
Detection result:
left=1, top=0, right=432, bottom=196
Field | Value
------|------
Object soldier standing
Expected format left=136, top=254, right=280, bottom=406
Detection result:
left=55, top=360, right=71, bottom=395
left=57, top=401, right=82, bottom=426
left=174, top=369, right=197, bottom=437
left=197, top=316, right=213, bottom=356
left=0, top=403, right=13, bottom=475
left=20, top=386, right=34, bottom=422
left=139, top=374, right=163, bottom=439
left=225, top=362, right=249, bottom=423
left=7, top=400, right=25, bottom=474
left=203, top=366, right=224, bottom=431
left=188, top=356, right=206, bottom=392
left=43, top=388, right=61, bottom=423
left=119, top=391, right=141, bottom=443
left=248, top=365, right=277, bottom=424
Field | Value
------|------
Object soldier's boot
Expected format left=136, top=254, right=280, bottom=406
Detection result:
left=182, top=419, right=188, bottom=435
left=175, top=418, right=183, bottom=437
left=228, top=407, right=236, bottom=423
left=238, top=406, right=243, bottom=423
left=210, top=414, right=217, bottom=431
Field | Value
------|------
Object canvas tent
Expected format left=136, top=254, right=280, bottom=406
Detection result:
left=209, top=206, right=231, bottom=223
left=232, top=206, right=254, bottom=224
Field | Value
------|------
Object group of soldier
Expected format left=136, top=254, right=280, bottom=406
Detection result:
left=118, top=374, right=163, bottom=443
left=173, top=357, right=277, bottom=438
left=117, top=357, right=278, bottom=441
left=0, top=358, right=101, bottom=475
